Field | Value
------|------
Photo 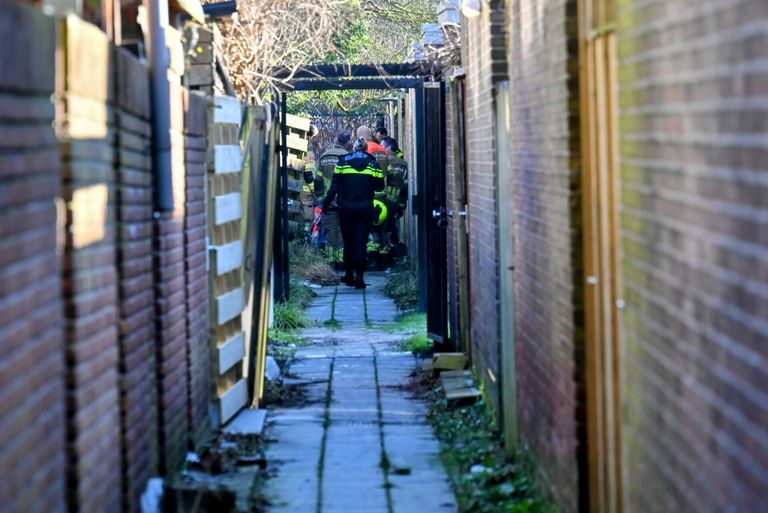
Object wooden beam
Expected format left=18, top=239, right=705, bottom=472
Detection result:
left=216, top=287, right=243, bottom=325
left=219, top=378, right=248, bottom=423
left=214, top=192, right=242, bottom=225
left=212, top=239, right=243, bottom=275
left=214, top=144, right=242, bottom=174
left=218, top=332, right=245, bottom=374
left=213, top=95, right=241, bottom=125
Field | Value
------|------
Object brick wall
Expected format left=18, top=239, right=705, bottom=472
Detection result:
left=183, top=90, right=211, bottom=449
left=462, top=0, right=507, bottom=409
left=58, top=16, right=123, bottom=513
left=0, top=4, right=67, bottom=513
left=616, top=1, right=768, bottom=511
left=115, top=47, right=158, bottom=513
left=506, top=0, right=584, bottom=510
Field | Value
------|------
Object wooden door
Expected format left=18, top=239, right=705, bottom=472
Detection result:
left=578, top=0, right=625, bottom=511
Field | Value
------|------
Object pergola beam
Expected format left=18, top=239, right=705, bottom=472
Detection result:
left=283, top=78, right=424, bottom=91
left=271, top=63, right=430, bottom=80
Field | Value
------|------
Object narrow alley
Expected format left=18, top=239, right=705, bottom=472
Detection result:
left=2, top=1, right=767, bottom=513
left=263, top=274, right=456, bottom=513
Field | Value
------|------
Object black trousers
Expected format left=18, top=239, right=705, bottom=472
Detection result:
left=339, top=206, right=373, bottom=280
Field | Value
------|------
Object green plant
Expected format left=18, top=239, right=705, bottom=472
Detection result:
left=427, top=393, right=554, bottom=513
left=383, top=260, right=418, bottom=310
left=400, top=332, right=433, bottom=355
left=274, top=301, right=309, bottom=331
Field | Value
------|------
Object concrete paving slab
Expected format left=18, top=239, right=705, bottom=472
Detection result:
left=223, top=408, right=267, bottom=435
left=263, top=272, right=455, bottom=513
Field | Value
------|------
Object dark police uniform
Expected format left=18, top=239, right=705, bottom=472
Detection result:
left=323, top=150, right=385, bottom=288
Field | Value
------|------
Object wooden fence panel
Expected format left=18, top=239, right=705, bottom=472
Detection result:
left=115, top=46, right=158, bottom=513
left=184, top=90, right=212, bottom=450
left=0, top=4, right=66, bottom=513
left=58, top=15, right=122, bottom=513
left=208, top=95, right=248, bottom=424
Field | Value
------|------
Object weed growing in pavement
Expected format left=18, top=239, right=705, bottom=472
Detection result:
left=323, top=318, right=342, bottom=329
left=427, top=387, right=554, bottom=513
left=400, top=332, right=433, bottom=355
left=383, top=260, right=418, bottom=310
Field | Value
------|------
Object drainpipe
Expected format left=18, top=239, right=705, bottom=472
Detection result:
left=145, top=0, right=174, bottom=211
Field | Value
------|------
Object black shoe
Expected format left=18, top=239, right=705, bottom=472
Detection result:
left=341, top=275, right=355, bottom=287
left=354, top=280, right=367, bottom=289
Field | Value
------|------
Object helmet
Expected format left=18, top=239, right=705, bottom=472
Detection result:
left=372, top=199, right=388, bottom=226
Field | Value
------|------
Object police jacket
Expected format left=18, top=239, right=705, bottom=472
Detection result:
left=323, top=151, right=385, bottom=211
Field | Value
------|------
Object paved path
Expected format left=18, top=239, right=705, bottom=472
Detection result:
left=264, top=272, right=457, bottom=513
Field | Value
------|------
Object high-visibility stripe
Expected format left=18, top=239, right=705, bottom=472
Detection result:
left=334, top=165, right=384, bottom=178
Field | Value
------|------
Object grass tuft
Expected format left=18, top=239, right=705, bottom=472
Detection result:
left=289, top=240, right=339, bottom=286
left=400, top=332, right=433, bottom=355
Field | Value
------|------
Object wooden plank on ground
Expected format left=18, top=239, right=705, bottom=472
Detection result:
left=213, top=239, right=244, bottom=276
left=214, top=193, right=242, bottom=225
left=219, top=378, right=248, bottom=423
left=433, top=353, right=468, bottom=370
left=214, top=144, right=242, bottom=174
left=216, top=287, right=244, bottom=325
left=218, top=332, right=245, bottom=375
left=213, top=95, right=241, bottom=125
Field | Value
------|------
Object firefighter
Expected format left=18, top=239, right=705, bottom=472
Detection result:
left=322, top=138, right=385, bottom=289
left=374, top=126, right=387, bottom=143
left=356, top=125, right=388, bottom=170
left=316, top=130, right=351, bottom=267
left=380, top=137, right=408, bottom=255
left=368, top=197, right=398, bottom=269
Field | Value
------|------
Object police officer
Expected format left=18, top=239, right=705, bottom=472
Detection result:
left=316, top=131, right=351, bottom=266
left=322, top=138, right=385, bottom=289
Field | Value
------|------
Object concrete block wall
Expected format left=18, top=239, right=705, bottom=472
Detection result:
left=506, top=0, right=584, bottom=510
left=114, top=47, right=158, bottom=513
left=616, top=0, right=768, bottom=511
left=462, top=0, right=507, bottom=410
left=183, top=90, right=211, bottom=449
left=0, top=4, right=67, bottom=513
left=57, top=16, right=123, bottom=513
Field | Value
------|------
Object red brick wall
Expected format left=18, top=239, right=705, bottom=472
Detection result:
left=507, top=0, right=584, bottom=510
left=57, top=16, right=123, bottom=513
left=183, top=90, right=211, bottom=448
left=0, top=4, right=67, bottom=513
left=617, top=1, right=768, bottom=511
left=115, top=47, right=158, bottom=513
left=462, top=0, right=507, bottom=409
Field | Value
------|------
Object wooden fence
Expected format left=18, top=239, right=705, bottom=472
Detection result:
left=0, top=5, right=278, bottom=513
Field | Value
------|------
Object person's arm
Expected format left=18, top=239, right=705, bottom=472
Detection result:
left=322, top=158, right=344, bottom=209
left=370, top=160, right=385, bottom=192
